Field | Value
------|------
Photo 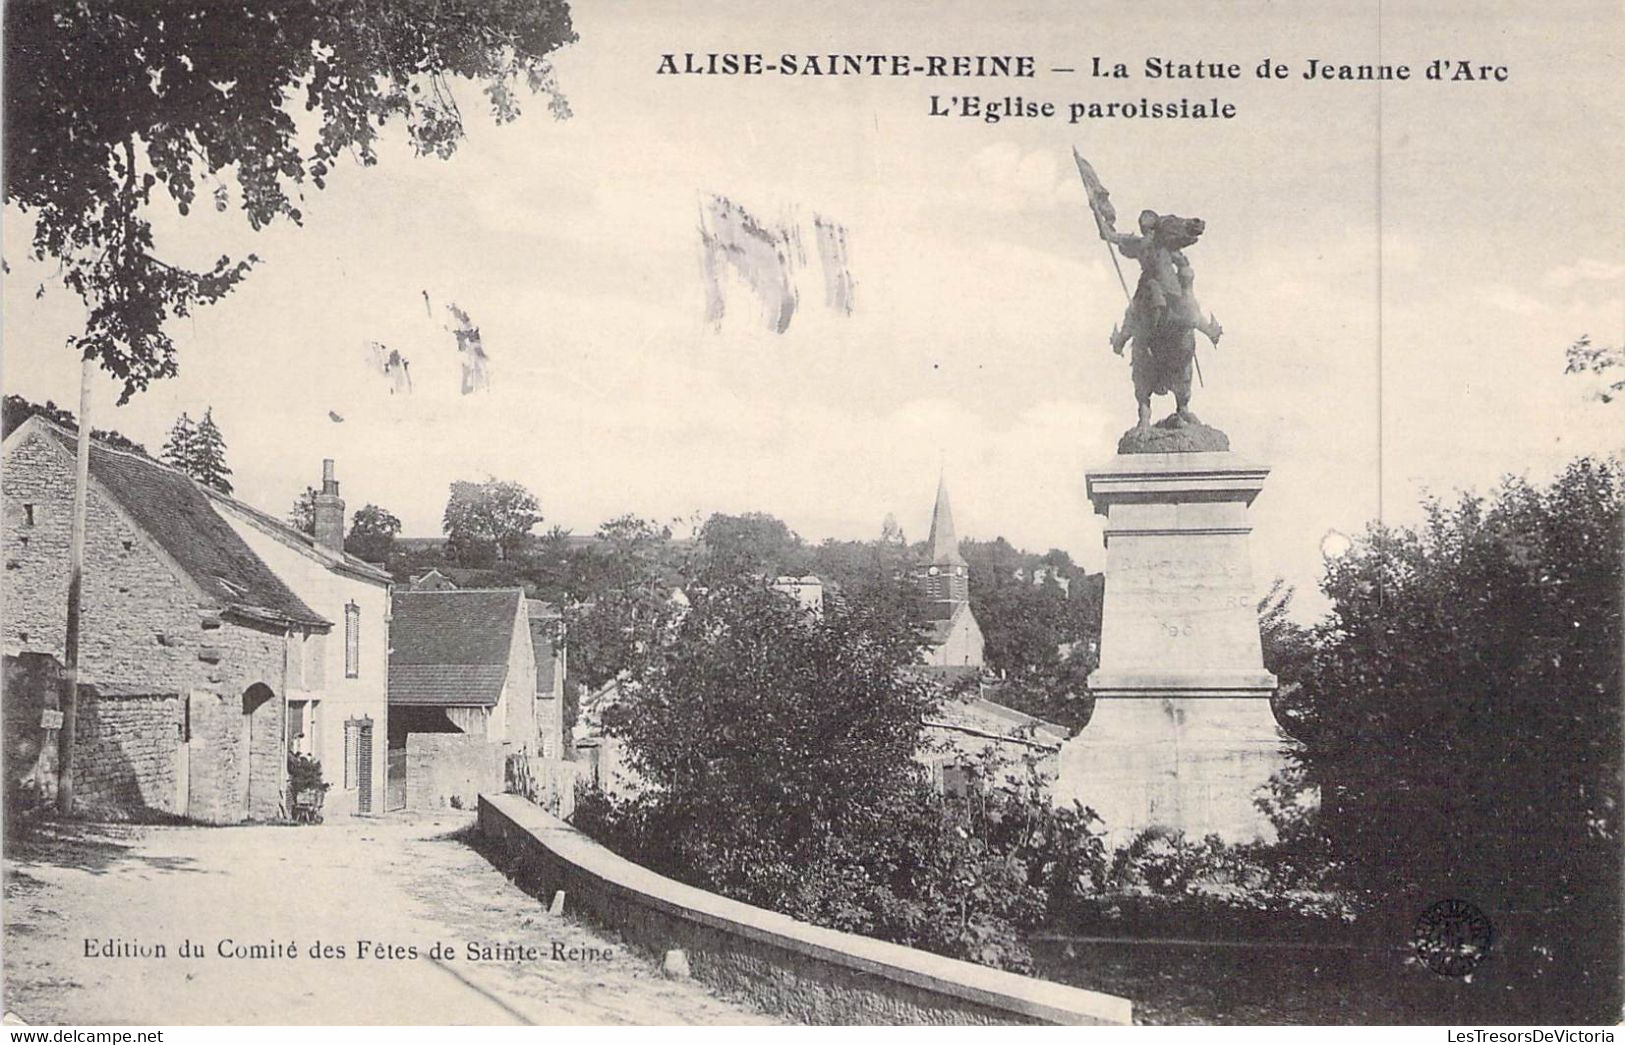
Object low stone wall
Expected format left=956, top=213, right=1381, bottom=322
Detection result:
left=406, top=733, right=506, bottom=811
left=4, top=653, right=183, bottom=818
left=477, top=793, right=1131, bottom=1026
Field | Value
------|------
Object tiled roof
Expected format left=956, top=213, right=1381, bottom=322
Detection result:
left=388, top=589, right=524, bottom=706
left=26, top=420, right=327, bottom=629
left=203, top=487, right=391, bottom=584
left=388, top=664, right=509, bottom=707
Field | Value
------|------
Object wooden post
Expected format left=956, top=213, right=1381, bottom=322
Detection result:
left=57, top=354, right=93, bottom=814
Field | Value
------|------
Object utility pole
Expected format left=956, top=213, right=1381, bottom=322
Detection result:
left=57, top=354, right=92, bottom=814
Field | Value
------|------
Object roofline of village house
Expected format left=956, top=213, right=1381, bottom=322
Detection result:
left=919, top=716, right=1065, bottom=752
left=199, top=482, right=393, bottom=587
left=222, top=603, right=334, bottom=633
left=4, top=417, right=223, bottom=614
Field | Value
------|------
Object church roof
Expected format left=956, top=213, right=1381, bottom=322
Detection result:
left=926, top=475, right=967, bottom=567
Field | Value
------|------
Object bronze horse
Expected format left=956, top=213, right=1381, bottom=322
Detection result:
left=1106, top=212, right=1221, bottom=432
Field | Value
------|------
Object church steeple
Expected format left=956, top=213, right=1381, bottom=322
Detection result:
left=914, top=475, right=970, bottom=614
left=927, top=474, right=967, bottom=567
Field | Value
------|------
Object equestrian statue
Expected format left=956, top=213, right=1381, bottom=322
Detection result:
left=1073, top=149, right=1227, bottom=446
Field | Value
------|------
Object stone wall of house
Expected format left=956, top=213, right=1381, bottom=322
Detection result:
left=3, top=433, right=294, bottom=823
left=71, top=687, right=182, bottom=813
left=0, top=656, right=167, bottom=815
left=3, top=434, right=211, bottom=693
left=406, top=732, right=508, bottom=811
left=215, top=501, right=391, bottom=817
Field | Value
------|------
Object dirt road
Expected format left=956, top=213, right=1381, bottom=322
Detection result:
left=2, top=812, right=773, bottom=1025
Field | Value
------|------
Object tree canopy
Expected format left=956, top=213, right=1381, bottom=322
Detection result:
left=579, top=580, right=1104, bottom=970
left=1287, top=458, right=1621, bottom=982
left=442, top=477, right=541, bottom=564
left=159, top=407, right=232, bottom=493
left=697, top=511, right=810, bottom=579
left=287, top=485, right=318, bottom=536
left=3, top=0, right=575, bottom=401
left=1565, top=335, right=1624, bottom=404
left=345, top=503, right=401, bottom=564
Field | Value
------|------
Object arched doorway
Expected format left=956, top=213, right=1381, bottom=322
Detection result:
left=241, top=683, right=279, bottom=820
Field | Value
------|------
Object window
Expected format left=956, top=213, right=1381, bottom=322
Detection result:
left=343, top=716, right=374, bottom=812
left=344, top=718, right=360, bottom=788
left=344, top=602, right=360, bottom=678
left=942, top=764, right=979, bottom=798
left=23, top=504, right=35, bottom=526
left=287, top=701, right=308, bottom=755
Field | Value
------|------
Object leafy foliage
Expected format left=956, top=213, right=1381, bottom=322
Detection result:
left=1565, top=335, right=1624, bottom=404
left=562, top=517, right=686, bottom=691
left=286, top=752, right=328, bottom=795
left=4, top=0, right=576, bottom=401
left=189, top=408, right=232, bottom=493
left=1054, top=826, right=1356, bottom=940
left=442, top=477, right=541, bottom=564
left=1, top=393, right=146, bottom=454
left=574, top=580, right=1108, bottom=971
left=697, top=511, right=811, bottom=580
left=1257, top=578, right=1315, bottom=740
left=345, top=503, right=401, bottom=564
left=1283, top=458, right=1622, bottom=979
left=288, top=486, right=318, bottom=536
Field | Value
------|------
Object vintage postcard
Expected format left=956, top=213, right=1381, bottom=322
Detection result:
left=2, top=0, right=1621, bottom=1031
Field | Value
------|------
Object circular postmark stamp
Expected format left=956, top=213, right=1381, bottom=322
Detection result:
left=1412, top=899, right=1493, bottom=977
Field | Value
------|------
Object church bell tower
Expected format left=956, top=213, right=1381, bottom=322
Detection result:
left=914, top=475, right=969, bottom=612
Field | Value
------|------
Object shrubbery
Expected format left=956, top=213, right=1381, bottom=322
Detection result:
left=571, top=580, right=1107, bottom=972
left=1285, top=459, right=1622, bottom=967
left=575, top=769, right=1105, bottom=972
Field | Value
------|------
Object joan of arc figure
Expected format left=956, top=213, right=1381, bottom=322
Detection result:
left=1105, top=209, right=1222, bottom=357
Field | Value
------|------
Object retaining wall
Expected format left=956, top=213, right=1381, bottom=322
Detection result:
left=477, top=792, right=1132, bottom=1026
left=406, top=733, right=506, bottom=811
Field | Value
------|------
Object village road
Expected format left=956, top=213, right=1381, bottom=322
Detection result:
left=3, top=812, right=773, bottom=1025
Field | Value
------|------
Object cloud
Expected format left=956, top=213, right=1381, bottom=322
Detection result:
left=1542, top=258, right=1625, bottom=291
left=1478, top=284, right=1546, bottom=316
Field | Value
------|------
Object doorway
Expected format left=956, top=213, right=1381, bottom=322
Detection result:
left=241, top=684, right=278, bottom=820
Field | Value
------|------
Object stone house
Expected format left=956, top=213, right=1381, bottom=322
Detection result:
left=202, top=459, right=393, bottom=816
left=1, top=418, right=389, bottom=821
left=573, top=676, right=646, bottom=799
left=387, top=588, right=550, bottom=808
left=920, top=696, right=1068, bottom=797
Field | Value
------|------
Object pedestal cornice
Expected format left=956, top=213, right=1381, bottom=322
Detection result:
left=1086, top=451, right=1271, bottom=517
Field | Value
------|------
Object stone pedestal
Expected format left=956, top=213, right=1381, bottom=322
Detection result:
left=1064, top=451, right=1288, bottom=845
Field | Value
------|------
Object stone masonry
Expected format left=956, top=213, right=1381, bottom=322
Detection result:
left=3, top=433, right=294, bottom=822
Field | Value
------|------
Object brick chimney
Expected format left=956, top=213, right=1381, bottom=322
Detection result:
left=314, top=458, right=346, bottom=553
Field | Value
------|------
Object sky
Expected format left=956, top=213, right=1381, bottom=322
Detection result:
left=4, top=0, right=1621, bottom=620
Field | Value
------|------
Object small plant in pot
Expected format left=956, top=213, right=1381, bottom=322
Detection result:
left=288, top=753, right=330, bottom=824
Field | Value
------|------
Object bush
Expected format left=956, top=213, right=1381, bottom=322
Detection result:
left=1050, top=825, right=1359, bottom=940
left=574, top=772, right=1107, bottom=972
left=287, top=753, right=328, bottom=795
